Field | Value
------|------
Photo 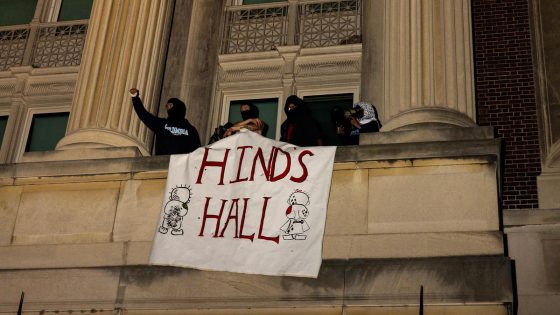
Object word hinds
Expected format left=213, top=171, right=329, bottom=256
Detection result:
left=196, top=146, right=314, bottom=186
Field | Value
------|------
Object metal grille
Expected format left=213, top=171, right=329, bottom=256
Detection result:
left=222, top=3, right=289, bottom=54
left=221, top=0, right=361, bottom=54
left=32, top=23, right=88, bottom=68
left=0, top=27, right=29, bottom=71
left=298, top=0, right=361, bottom=48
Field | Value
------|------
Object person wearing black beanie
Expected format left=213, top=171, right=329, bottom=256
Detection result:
left=280, top=95, right=322, bottom=146
left=129, top=88, right=201, bottom=155
left=223, top=102, right=268, bottom=137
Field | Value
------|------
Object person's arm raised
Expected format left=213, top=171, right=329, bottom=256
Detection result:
left=129, top=88, right=160, bottom=130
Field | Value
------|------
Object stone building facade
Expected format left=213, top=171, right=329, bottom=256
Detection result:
left=0, top=0, right=558, bottom=314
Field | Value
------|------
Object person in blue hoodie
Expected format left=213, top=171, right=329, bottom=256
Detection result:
left=129, top=88, right=201, bottom=155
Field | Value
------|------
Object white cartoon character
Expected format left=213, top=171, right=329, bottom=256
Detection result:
left=159, top=186, right=192, bottom=235
left=280, top=190, right=310, bottom=240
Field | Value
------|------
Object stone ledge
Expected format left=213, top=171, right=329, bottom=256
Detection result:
left=0, top=139, right=500, bottom=183
left=503, top=209, right=560, bottom=227
left=0, top=256, right=512, bottom=312
left=113, top=305, right=509, bottom=315
left=335, top=139, right=500, bottom=163
left=361, top=126, right=494, bottom=145
left=324, top=232, right=504, bottom=259
left=0, top=231, right=504, bottom=270
left=20, top=146, right=143, bottom=163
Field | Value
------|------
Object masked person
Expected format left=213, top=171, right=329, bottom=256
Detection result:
left=348, top=101, right=381, bottom=144
left=280, top=95, right=322, bottom=146
left=330, top=105, right=353, bottom=146
left=129, top=88, right=201, bottom=155
left=223, top=102, right=267, bottom=137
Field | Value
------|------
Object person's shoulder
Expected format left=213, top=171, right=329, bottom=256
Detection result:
left=361, top=120, right=380, bottom=132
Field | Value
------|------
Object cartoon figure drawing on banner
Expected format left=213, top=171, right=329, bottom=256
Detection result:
left=159, top=186, right=192, bottom=235
left=280, top=190, right=311, bottom=240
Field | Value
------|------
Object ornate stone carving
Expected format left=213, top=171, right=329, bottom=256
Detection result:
left=0, top=83, right=16, bottom=97
left=0, top=27, right=29, bottom=71
left=32, top=23, right=88, bottom=68
left=219, top=62, right=284, bottom=82
left=221, top=0, right=362, bottom=54
left=298, top=0, right=361, bottom=48
left=222, top=4, right=289, bottom=54
left=295, top=53, right=361, bottom=77
left=25, top=81, right=76, bottom=96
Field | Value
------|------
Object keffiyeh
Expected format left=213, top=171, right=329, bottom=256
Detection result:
left=353, top=101, right=379, bottom=126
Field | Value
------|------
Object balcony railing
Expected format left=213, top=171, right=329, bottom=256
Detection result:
left=222, top=2, right=289, bottom=54
left=222, top=0, right=361, bottom=54
left=0, top=20, right=88, bottom=71
left=0, top=26, right=29, bottom=71
left=298, top=0, right=361, bottom=48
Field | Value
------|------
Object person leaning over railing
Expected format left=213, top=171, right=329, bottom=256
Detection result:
left=347, top=101, right=382, bottom=145
left=129, top=88, right=201, bottom=155
left=223, top=102, right=268, bottom=137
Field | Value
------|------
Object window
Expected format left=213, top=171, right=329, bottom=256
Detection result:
left=0, top=115, right=8, bottom=147
left=0, top=0, right=37, bottom=26
left=57, top=0, right=93, bottom=21
left=229, top=98, right=279, bottom=140
left=304, top=93, right=354, bottom=146
left=25, top=112, right=69, bottom=152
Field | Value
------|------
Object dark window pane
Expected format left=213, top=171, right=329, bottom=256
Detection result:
left=304, top=93, right=354, bottom=146
left=0, top=0, right=37, bottom=26
left=0, top=116, right=8, bottom=147
left=25, top=112, right=69, bottom=152
left=229, top=98, right=278, bottom=140
left=58, top=0, right=93, bottom=21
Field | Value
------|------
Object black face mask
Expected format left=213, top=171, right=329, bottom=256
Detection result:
left=167, top=98, right=186, bottom=121
left=353, top=107, right=364, bottom=119
left=286, top=105, right=302, bottom=120
left=241, top=110, right=252, bottom=121
left=240, top=106, right=258, bottom=120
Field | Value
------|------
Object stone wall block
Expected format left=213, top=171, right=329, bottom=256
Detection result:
left=12, top=182, right=121, bottom=244
left=0, top=186, right=22, bottom=245
left=325, top=169, right=368, bottom=235
left=368, top=162, right=499, bottom=234
left=0, top=268, right=120, bottom=313
left=113, top=179, right=166, bottom=242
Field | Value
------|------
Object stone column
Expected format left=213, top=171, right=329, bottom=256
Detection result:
left=56, top=0, right=174, bottom=155
left=173, top=0, right=224, bottom=141
left=364, top=0, right=476, bottom=131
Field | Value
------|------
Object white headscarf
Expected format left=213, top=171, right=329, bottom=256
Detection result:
left=353, top=102, right=380, bottom=126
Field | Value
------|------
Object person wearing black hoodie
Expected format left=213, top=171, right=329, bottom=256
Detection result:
left=280, top=95, right=322, bottom=146
left=223, top=102, right=268, bottom=137
left=129, top=88, right=201, bottom=155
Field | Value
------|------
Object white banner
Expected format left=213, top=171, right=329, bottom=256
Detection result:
left=149, top=131, right=336, bottom=278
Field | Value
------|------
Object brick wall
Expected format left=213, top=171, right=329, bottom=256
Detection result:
left=472, top=0, right=541, bottom=209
